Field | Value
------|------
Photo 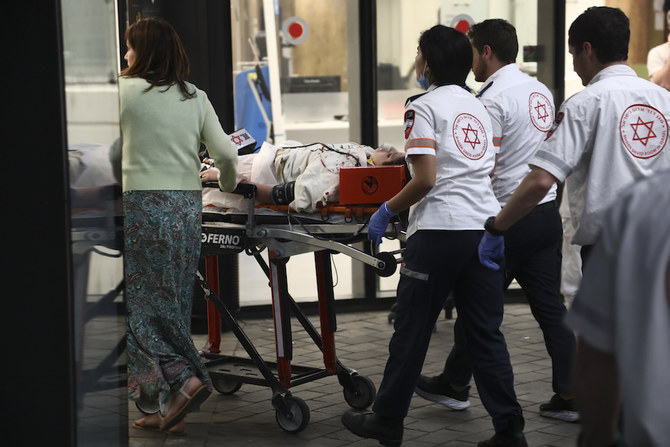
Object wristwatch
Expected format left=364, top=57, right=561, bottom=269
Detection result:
left=484, top=216, right=505, bottom=236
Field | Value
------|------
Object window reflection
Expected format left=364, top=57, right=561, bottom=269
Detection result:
left=62, top=0, right=118, bottom=84
left=231, top=0, right=352, bottom=144
left=63, top=0, right=127, bottom=445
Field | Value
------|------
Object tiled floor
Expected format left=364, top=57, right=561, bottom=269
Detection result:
left=129, top=303, right=580, bottom=446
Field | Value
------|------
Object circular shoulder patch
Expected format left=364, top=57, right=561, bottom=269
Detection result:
left=619, top=104, right=668, bottom=159
left=529, top=92, right=554, bottom=132
left=453, top=113, right=488, bottom=160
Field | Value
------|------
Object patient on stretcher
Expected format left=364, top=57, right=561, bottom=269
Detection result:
left=201, top=141, right=405, bottom=213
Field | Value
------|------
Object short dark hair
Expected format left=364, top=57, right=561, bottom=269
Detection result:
left=468, top=19, right=518, bottom=64
left=419, top=25, right=472, bottom=87
left=568, top=6, right=629, bottom=64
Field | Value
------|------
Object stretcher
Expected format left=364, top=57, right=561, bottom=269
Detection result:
left=199, top=183, right=405, bottom=433
left=70, top=185, right=126, bottom=392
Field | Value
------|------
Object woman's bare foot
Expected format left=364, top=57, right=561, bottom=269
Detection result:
left=133, top=413, right=186, bottom=435
left=160, top=376, right=208, bottom=432
left=133, top=413, right=161, bottom=430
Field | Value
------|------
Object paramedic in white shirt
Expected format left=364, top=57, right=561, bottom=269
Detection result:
left=480, top=6, right=670, bottom=268
left=341, top=25, right=527, bottom=447
left=415, top=18, right=578, bottom=424
left=566, top=170, right=670, bottom=447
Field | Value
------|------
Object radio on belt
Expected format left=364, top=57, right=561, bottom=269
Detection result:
left=338, top=165, right=406, bottom=205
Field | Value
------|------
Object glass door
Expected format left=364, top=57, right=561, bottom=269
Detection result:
left=230, top=0, right=361, bottom=304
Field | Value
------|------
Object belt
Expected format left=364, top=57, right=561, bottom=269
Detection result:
left=538, top=200, right=556, bottom=209
left=502, top=200, right=556, bottom=213
left=533, top=200, right=556, bottom=211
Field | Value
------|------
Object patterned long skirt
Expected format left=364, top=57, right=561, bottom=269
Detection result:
left=123, top=190, right=213, bottom=415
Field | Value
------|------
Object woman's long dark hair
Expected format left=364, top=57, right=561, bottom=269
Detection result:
left=121, top=17, right=195, bottom=99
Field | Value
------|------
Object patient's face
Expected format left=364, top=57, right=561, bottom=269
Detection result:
left=371, top=146, right=404, bottom=165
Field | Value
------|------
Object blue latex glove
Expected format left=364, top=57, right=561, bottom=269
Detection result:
left=478, top=232, right=505, bottom=271
left=368, top=202, right=396, bottom=247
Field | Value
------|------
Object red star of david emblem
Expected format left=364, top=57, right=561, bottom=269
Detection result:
left=231, top=135, right=244, bottom=145
left=534, top=102, right=549, bottom=122
left=630, top=117, right=657, bottom=146
left=462, top=123, right=481, bottom=150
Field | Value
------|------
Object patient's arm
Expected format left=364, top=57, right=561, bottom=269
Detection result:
left=202, top=165, right=274, bottom=204
left=200, top=165, right=220, bottom=183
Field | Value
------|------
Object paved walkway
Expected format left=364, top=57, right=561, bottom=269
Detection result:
left=130, top=304, right=580, bottom=446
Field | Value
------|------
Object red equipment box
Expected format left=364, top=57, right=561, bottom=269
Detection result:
left=338, top=165, right=407, bottom=205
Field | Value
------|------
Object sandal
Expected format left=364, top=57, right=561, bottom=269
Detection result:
left=160, top=377, right=211, bottom=432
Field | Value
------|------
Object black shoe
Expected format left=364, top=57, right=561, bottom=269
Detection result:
left=341, top=410, right=403, bottom=446
left=478, top=412, right=528, bottom=447
left=415, top=375, right=470, bottom=410
left=539, top=394, right=579, bottom=422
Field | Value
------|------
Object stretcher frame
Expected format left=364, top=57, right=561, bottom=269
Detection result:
left=199, top=184, right=404, bottom=433
left=71, top=199, right=127, bottom=393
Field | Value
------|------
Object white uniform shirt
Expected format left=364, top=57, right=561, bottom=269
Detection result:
left=565, top=171, right=670, bottom=447
left=530, top=65, right=670, bottom=246
left=647, top=42, right=670, bottom=79
left=478, top=64, right=557, bottom=206
left=403, top=84, right=500, bottom=237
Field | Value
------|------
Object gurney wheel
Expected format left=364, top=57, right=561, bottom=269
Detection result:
left=212, top=377, right=242, bottom=395
left=134, top=401, right=155, bottom=416
left=343, top=374, right=377, bottom=409
left=275, top=395, right=310, bottom=433
left=375, top=252, right=397, bottom=277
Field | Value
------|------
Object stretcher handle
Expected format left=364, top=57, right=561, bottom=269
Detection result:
left=100, top=184, right=122, bottom=200
left=231, top=182, right=257, bottom=199
left=202, top=182, right=257, bottom=199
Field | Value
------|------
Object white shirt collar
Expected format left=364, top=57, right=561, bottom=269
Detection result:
left=485, top=63, right=519, bottom=84
left=588, top=64, right=637, bottom=86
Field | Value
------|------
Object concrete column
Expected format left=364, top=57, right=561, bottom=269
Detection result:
left=608, top=0, right=651, bottom=65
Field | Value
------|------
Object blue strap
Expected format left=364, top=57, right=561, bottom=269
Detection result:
left=475, top=81, right=494, bottom=98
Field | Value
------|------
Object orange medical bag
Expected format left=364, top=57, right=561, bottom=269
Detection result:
left=338, top=165, right=407, bottom=205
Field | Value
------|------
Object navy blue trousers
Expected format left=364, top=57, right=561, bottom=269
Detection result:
left=442, top=202, right=576, bottom=396
left=372, top=230, right=521, bottom=432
